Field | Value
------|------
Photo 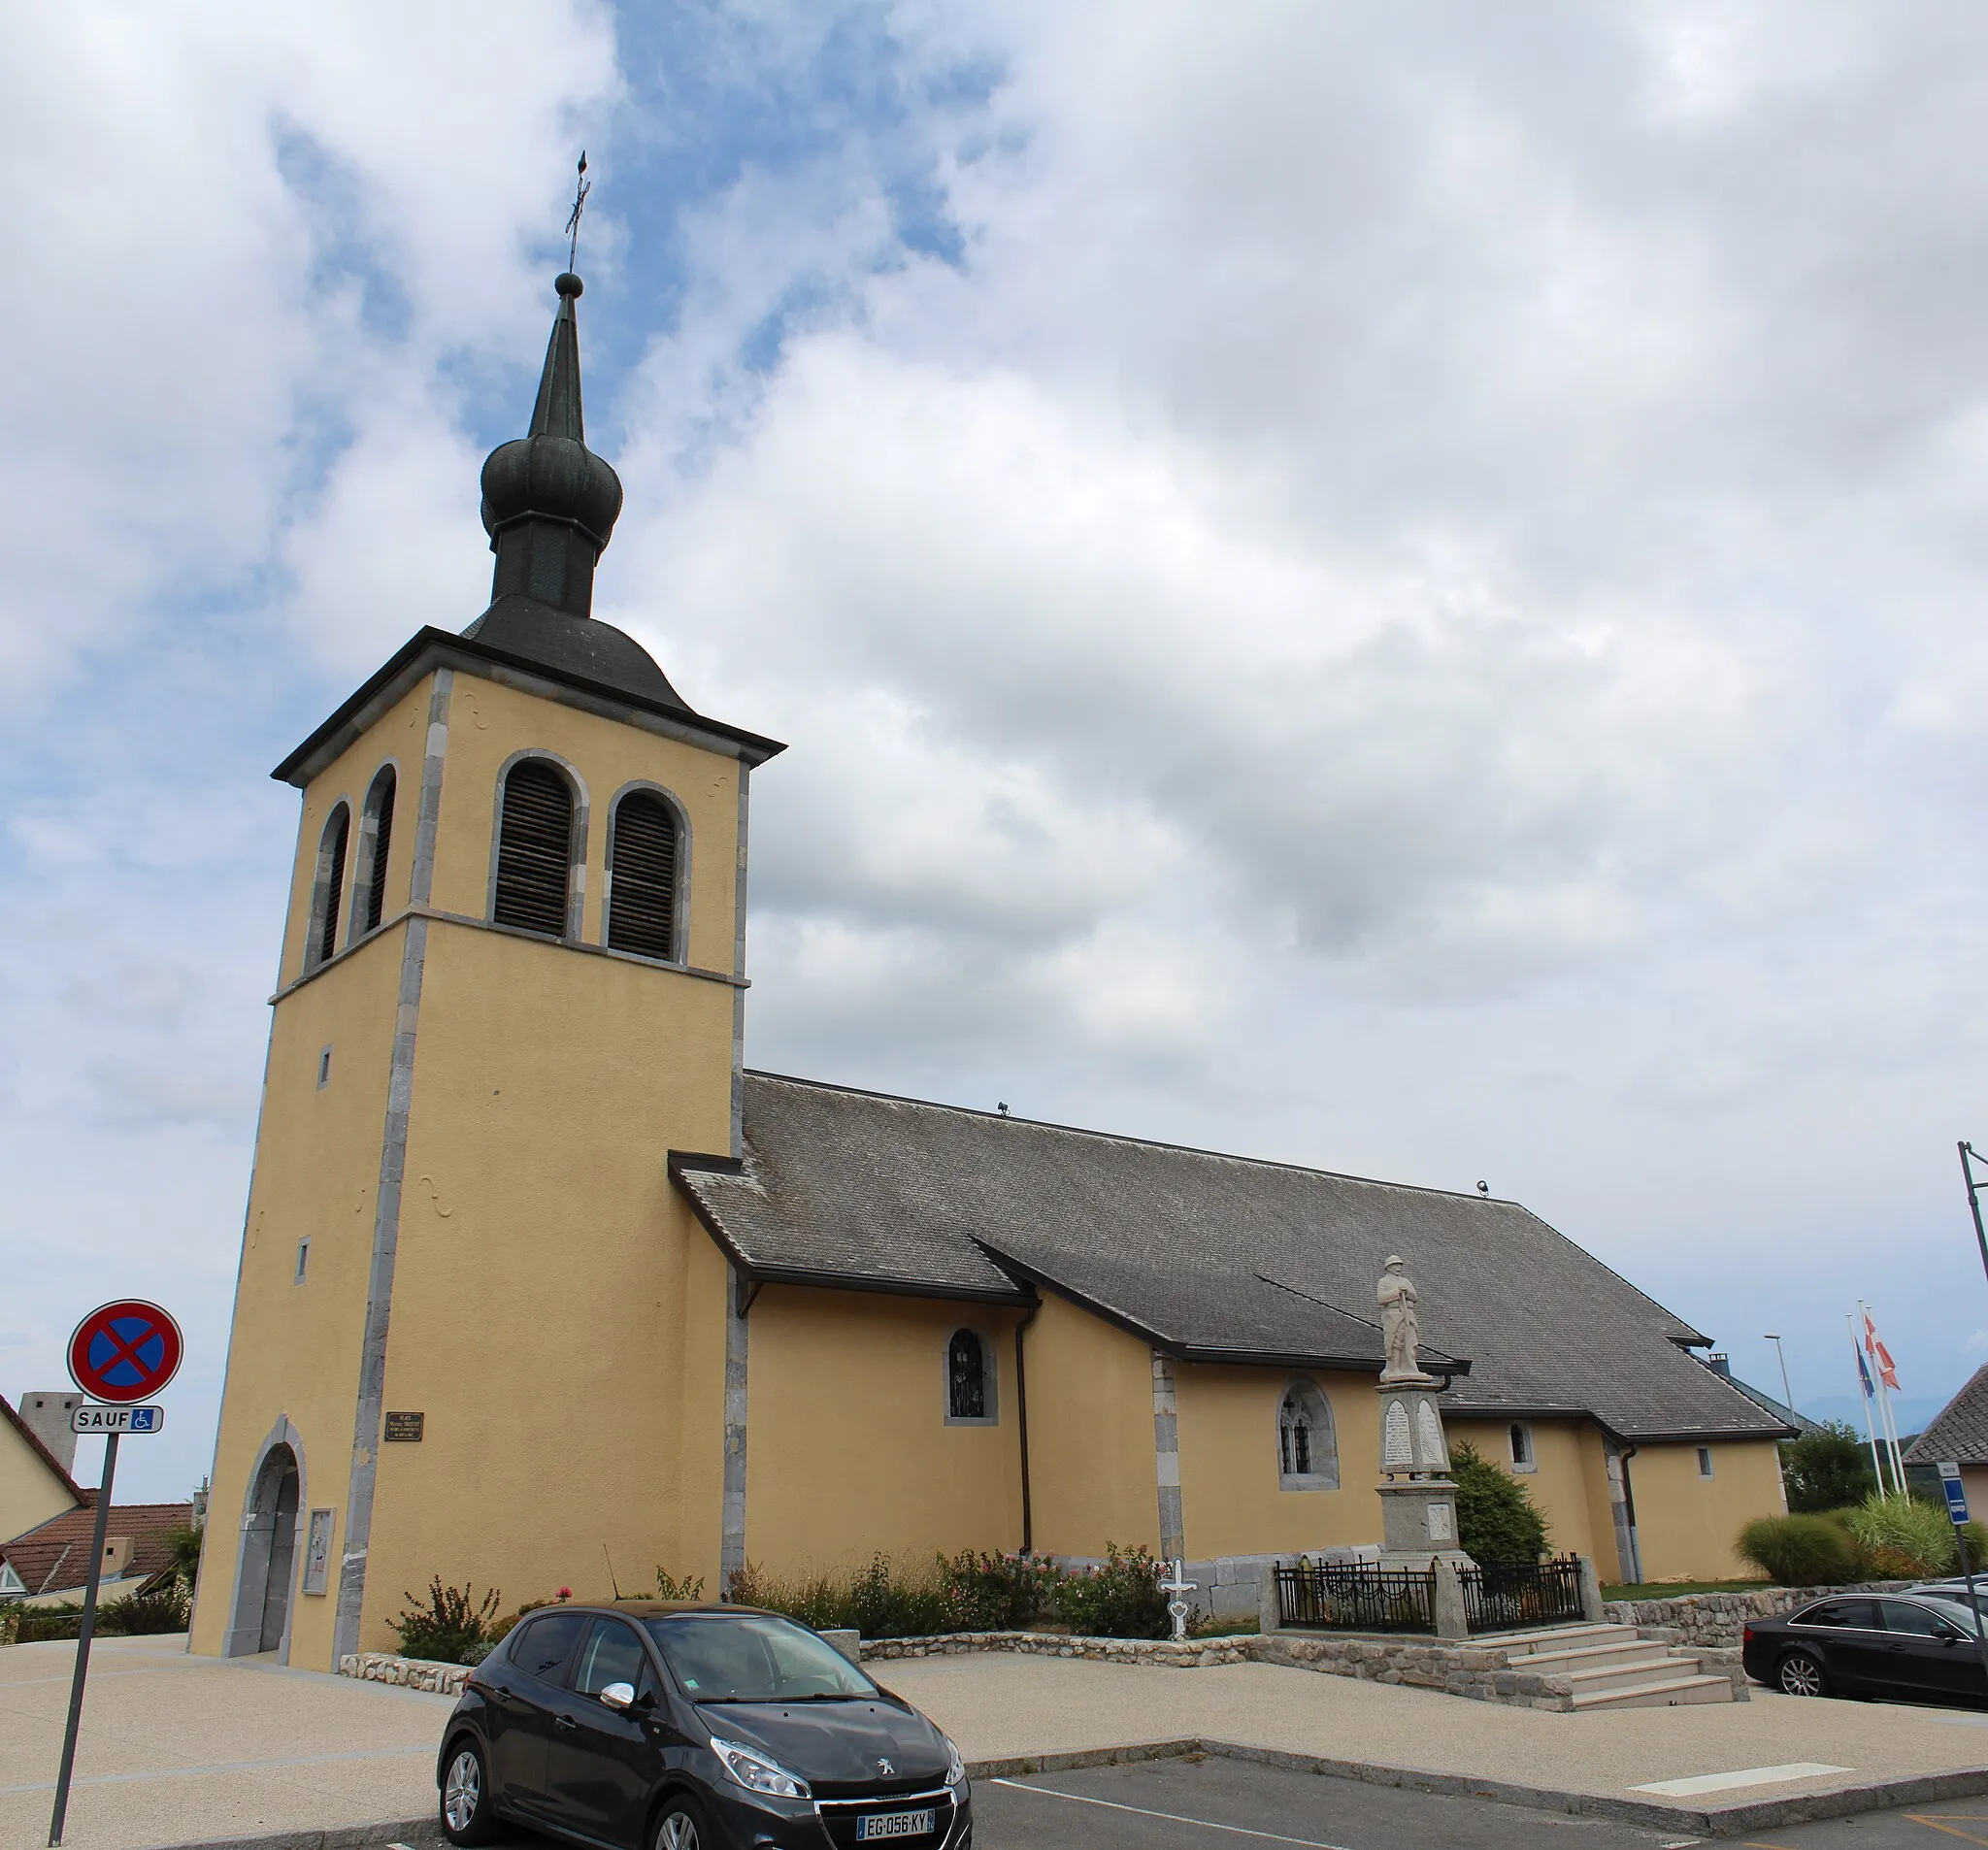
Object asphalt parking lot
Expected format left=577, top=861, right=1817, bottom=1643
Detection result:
left=387, top=1751, right=1988, bottom=1850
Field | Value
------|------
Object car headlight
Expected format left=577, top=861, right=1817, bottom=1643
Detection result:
left=944, top=1736, right=968, bottom=1789
left=709, top=1735, right=812, bottom=1800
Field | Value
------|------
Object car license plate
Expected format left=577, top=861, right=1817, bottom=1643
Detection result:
left=856, top=1809, right=934, bottom=1840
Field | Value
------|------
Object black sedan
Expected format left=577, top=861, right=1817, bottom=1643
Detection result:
left=1741, top=1592, right=1988, bottom=1703
left=436, top=1600, right=971, bottom=1850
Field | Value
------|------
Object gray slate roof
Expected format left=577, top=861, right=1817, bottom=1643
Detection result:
left=1905, top=1364, right=1988, bottom=1466
left=673, top=1074, right=1788, bottom=1443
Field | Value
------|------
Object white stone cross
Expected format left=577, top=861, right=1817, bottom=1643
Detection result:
left=1161, top=1558, right=1198, bottom=1642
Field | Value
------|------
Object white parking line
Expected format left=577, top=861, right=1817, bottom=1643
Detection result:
left=1627, top=1764, right=1849, bottom=1799
left=990, top=1778, right=1359, bottom=1848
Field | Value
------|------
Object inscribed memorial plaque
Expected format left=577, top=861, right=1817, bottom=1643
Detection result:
left=383, top=1410, right=424, bottom=1442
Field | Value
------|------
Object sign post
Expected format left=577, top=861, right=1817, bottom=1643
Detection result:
left=1937, top=1463, right=1988, bottom=1700
left=47, top=1301, right=182, bottom=1849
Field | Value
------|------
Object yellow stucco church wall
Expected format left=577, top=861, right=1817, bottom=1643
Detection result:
left=1445, top=1418, right=1603, bottom=1566
left=1629, top=1439, right=1785, bottom=1583
left=354, top=921, right=736, bottom=1648
left=191, top=893, right=410, bottom=1664
left=1023, top=1295, right=1160, bottom=1558
left=742, top=1287, right=1025, bottom=1576
left=1175, top=1367, right=1379, bottom=1558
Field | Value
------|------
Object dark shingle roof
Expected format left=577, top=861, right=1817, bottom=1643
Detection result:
left=674, top=1073, right=1789, bottom=1442
left=1905, top=1364, right=1988, bottom=1466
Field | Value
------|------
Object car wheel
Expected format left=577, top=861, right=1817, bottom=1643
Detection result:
left=654, top=1792, right=712, bottom=1850
left=1776, top=1650, right=1829, bottom=1698
left=440, top=1738, right=498, bottom=1846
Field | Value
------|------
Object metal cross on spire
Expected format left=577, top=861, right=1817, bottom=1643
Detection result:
left=565, top=151, right=591, bottom=272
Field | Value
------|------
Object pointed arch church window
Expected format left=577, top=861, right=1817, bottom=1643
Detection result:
left=355, top=765, right=397, bottom=937
left=947, top=1330, right=987, bottom=1421
left=1277, top=1378, right=1338, bottom=1490
left=309, top=804, right=350, bottom=970
left=493, top=759, right=576, bottom=937
left=607, top=790, right=680, bottom=960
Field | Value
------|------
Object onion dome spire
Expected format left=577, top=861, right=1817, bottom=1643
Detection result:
left=463, top=271, right=687, bottom=709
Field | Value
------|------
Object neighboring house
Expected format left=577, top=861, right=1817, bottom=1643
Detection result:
left=1905, top=1364, right=1988, bottom=1516
left=1703, top=1354, right=1820, bottom=1437
left=1, top=1394, right=84, bottom=1551
left=0, top=1501, right=193, bottom=1605
left=192, top=268, right=1797, bottom=1674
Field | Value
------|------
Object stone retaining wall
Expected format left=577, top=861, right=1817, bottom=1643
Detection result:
left=1603, top=1581, right=1913, bottom=1649
left=1251, top=1632, right=1577, bottom=1709
left=341, top=1650, right=473, bottom=1695
left=861, top=1631, right=1255, bottom=1668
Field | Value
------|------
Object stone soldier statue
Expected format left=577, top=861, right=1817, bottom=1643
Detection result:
left=1376, top=1255, right=1430, bottom=1383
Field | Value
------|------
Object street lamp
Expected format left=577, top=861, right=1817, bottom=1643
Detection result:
left=1764, top=1335, right=1796, bottom=1414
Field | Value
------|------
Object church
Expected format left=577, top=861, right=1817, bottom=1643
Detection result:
left=188, top=269, right=1790, bottom=1672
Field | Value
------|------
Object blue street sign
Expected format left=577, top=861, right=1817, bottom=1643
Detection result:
left=1941, top=1466, right=1971, bottom=1525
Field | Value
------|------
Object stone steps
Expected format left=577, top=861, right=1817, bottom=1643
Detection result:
left=1494, top=1620, right=1735, bottom=1708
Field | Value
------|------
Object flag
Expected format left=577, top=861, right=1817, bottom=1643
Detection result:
left=1863, top=1311, right=1902, bottom=1392
left=1855, top=1340, right=1875, bottom=1399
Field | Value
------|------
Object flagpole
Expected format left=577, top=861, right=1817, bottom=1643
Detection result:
left=1850, top=1311, right=1887, bottom=1494
left=1862, top=1302, right=1907, bottom=1496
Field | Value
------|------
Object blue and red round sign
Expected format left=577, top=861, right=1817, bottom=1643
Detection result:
left=67, top=1301, right=182, bottom=1405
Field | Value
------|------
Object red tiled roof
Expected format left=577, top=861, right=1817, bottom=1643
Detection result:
left=0, top=1396, right=85, bottom=1509
left=0, top=1502, right=193, bottom=1598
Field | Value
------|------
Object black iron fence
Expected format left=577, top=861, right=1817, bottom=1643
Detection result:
left=1275, top=1560, right=1435, bottom=1634
left=1458, top=1555, right=1586, bottom=1633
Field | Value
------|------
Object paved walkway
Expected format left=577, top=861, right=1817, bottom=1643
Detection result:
left=5, top=1635, right=1988, bottom=1849
left=0, top=1635, right=449, bottom=1850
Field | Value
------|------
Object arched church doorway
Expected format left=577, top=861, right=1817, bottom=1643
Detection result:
left=227, top=1440, right=301, bottom=1656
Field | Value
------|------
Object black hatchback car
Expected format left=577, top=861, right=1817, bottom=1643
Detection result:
left=436, top=1601, right=971, bottom=1850
left=1741, top=1593, right=1988, bottom=1703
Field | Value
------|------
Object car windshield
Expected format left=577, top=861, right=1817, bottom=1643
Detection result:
left=645, top=1614, right=879, bottom=1703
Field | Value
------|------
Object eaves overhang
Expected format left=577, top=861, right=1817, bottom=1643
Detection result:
left=273, top=627, right=787, bottom=787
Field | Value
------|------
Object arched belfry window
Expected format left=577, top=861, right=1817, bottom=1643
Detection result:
left=353, top=765, right=397, bottom=940
left=307, top=804, right=350, bottom=971
left=606, top=788, right=682, bottom=961
left=492, top=758, right=577, bottom=938
left=1277, top=1378, right=1338, bottom=1491
left=945, top=1329, right=996, bottom=1424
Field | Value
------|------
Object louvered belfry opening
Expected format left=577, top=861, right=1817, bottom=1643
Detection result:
left=607, top=791, right=679, bottom=960
left=315, top=806, right=350, bottom=966
left=362, top=767, right=396, bottom=934
left=493, top=759, right=575, bottom=937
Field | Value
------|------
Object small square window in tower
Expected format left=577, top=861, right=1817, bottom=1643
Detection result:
left=493, top=760, right=576, bottom=937
left=947, top=1330, right=986, bottom=1421
left=607, top=791, right=679, bottom=959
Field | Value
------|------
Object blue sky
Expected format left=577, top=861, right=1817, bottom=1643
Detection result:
left=8, top=2, right=1988, bottom=1502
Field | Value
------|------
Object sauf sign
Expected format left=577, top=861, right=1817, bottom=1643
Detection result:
left=47, top=1300, right=182, bottom=1849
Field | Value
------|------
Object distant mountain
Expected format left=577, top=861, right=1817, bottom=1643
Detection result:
left=1799, top=1393, right=1947, bottom=1437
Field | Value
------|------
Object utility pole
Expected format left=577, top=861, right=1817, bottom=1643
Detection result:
left=1764, top=1334, right=1796, bottom=1414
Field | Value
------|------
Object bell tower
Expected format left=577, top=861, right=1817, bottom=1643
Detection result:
left=192, top=271, right=782, bottom=1670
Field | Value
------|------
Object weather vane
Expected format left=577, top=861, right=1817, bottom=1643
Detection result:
left=565, top=151, right=591, bottom=272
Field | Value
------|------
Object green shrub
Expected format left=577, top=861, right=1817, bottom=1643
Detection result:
left=729, top=1556, right=950, bottom=1637
left=97, top=1581, right=191, bottom=1635
left=387, top=1578, right=503, bottom=1665
left=1451, top=1442, right=1550, bottom=1566
left=1779, top=1423, right=1877, bottom=1513
left=654, top=1566, right=706, bottom=1601
left=937, top=1549, right=1062, bottom=1631
left=1050, top=1543, right=1170, bottom=1639
left=14, top=1602, right=83, bottom=1642
left=165, top=1523, right=205, bottom=1590
left=1738, top=1512, right=1862, bottom=1586
left=1842, top=1494, right=1966, bottom=1578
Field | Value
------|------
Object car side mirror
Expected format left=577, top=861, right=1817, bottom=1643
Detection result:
left=599, top=1681, right=637, bottom=1712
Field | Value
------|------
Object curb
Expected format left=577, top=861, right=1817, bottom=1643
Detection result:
left=972, top=1737, right=1988, bottom=1839
left=143, top=1736, right=1988, bottom=1849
